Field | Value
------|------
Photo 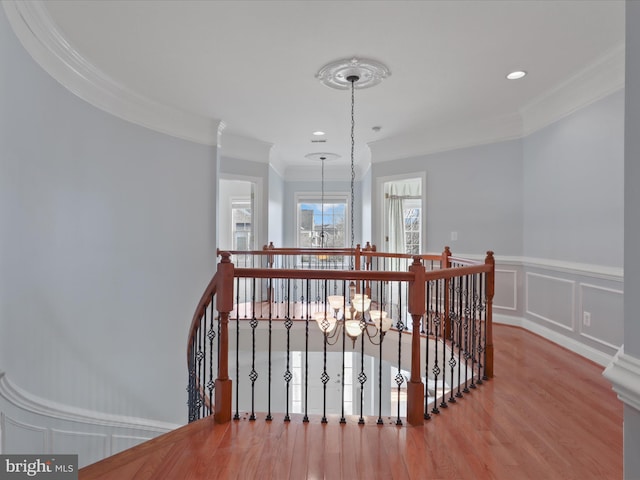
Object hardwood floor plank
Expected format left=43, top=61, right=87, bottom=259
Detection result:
left=80, top=325, right=623, bottom=480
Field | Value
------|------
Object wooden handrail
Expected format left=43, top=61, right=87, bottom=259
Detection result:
left=188, top=244, right=495, bottom=425
left=233, top=263, right=490, bottom=282
left=186, top=272, right=219, bottom=367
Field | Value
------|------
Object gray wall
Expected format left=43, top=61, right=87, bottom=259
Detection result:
left=0, top=10, right=216, bottom=425
left=268, top=166, right=284, bottom=247
left=518, top=90, right=624, bottom=362
left=372, top=139, right=524, bottom=256
left=523, top=90, right=624, bottom=267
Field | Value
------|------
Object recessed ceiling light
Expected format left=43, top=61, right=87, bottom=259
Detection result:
left=506, top=70, right=527, bottom=80
left=313, top=131, right=326, bottom=136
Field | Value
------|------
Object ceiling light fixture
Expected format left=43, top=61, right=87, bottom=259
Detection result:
left=311, top=58, right=392, bottom=352
left=313, top=131, right=326, bottom=136
left=506, top=70, right=527, bottom=80
left=316, top=57, right=390, bottom=256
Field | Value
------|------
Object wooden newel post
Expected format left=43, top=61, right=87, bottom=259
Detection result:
left=484, top=251, right=495, bottom=379
left=407, top=257, right=426, bottom=426
left=442, top=246, right=452, bottom=340
left=214, top=252, right=234, bottom=423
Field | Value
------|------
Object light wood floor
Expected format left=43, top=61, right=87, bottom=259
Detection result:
left=79, top=325, right=623, bottom=479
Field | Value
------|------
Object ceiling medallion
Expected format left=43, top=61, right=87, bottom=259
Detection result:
left=304, top=152, right=341, bottom=162
left=316, top=57, right=391, bottom=90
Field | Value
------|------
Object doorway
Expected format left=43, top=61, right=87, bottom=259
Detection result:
left=219, top=179, right=256, bottom=251
left=382, top=176, right=424, bottom=254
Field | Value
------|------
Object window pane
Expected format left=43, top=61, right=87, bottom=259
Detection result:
left=298, top=198, right=347, bottom=248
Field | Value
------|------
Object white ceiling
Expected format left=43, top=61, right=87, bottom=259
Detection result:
left=24, top=0, right=626, bottom=176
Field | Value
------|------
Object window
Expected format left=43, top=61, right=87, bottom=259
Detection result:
left=403, top=199, right=421, bottom=255
left=296, top=194, right=348, bottom=248
left=231, top=199, right=252, bottom=251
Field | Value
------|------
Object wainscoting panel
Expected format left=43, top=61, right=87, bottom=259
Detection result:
left=579, top=283, right=624, bottom=349
left=494, top=269, right=518, bottom=311
left=0, top=372, right=179, bottom=468
left=1, top=414, right=48, bottom=454
left=526, top=272, right=575, bottom=331
left=51, top=429, right=109, bottom=466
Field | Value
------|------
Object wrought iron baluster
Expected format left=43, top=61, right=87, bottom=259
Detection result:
left=208, top=299, right=216, bottom=415
left=358, top=319, right=366, bottom=425
left=321, top=279, right=329, bottom=424
left=266, top=277, right=273, bottom=421
left=249, top=278, right=259, bottom=420
left=477, top=273, right=486, bottom=383
left=431, top=280, right=441, bottom=415
left=455, top=277, right=464, bottom=399
left=469, top=273, right=477, bottom=390
left=303, top=279, right=310, bottom=423
left=395, top=282, right=404, bottom=426
left=462, top=274, right=471, bottom=394
left=234, top=277, right=241, bottom=420
left=377, top=279, right=385, bottom=425
left=188, top=336, right=196, bottom=422
left=424, top=279, right=431, bottom=420
left=448, top=277, right=457, bottom=404
left=440, top=278, right=449, bottom=409
left=340, top=280, right=347, bottom=424
left=284, top=279, right=292, bottom=422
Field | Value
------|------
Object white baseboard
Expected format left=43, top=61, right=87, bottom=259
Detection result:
left=494, top=314, right=613, bottom=367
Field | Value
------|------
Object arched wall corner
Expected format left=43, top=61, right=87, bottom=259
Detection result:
left=2, top=0, right=222, bottom=146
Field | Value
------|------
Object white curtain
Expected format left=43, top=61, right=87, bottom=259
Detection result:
left=386, top=184, right=406, bottom=254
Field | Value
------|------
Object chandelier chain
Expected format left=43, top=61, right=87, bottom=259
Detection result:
left=321, top=157, right=325, bottom=248
left=350, top=78, right=355, bottom=261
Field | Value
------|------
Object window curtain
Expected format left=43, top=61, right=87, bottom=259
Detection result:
left=386, top=184, right=406, bottom=254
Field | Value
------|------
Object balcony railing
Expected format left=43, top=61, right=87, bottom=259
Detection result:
left=187, top=244, right=494, bottom=426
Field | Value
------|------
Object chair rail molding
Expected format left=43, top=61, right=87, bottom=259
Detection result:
left=603, top=347, right=640, bottom=413
left=0, top=372, right=180, bottom=433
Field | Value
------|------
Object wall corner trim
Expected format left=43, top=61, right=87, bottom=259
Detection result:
left=603, top=347, right=640, bottom=413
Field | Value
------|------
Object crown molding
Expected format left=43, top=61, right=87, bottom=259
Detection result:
left=3, top=1, right=626, bottom=166
left=369, top=44, right=625, bottom=164
left=521, top=43, right=625, bottom=136
left=603, top=347, right=640, bottom=412
left=368, top=112, right=523, bottom=164
left=0, top=371, right=180, bottom=432
left=3, top=0, right=221, bottom=146
left=220, top=132, right=273, bottom=164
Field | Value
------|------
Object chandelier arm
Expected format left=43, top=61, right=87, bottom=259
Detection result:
left=363, top=322, right=383, bottom=345
left=324, top=322, right=343, bottom=346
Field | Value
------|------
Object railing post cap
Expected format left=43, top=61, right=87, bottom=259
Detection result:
left=220, top=251, right=232, bottom=263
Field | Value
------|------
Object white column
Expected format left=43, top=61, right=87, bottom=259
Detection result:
left=604, top=3, right=640, bottom=478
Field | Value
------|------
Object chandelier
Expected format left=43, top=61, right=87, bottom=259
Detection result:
left=314, top=57, right=391, bottom=345
left=313, top=289, right=392, bottom=347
